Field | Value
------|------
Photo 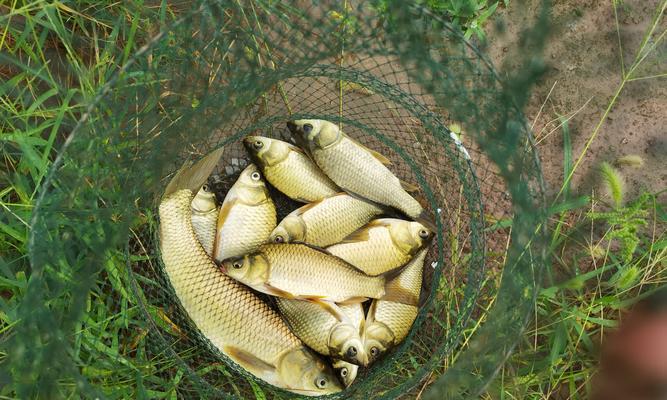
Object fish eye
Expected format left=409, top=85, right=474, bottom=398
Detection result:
left=315, top=377, right=328, bottom=389
left=253, top=140, right=263, bottom=150
left=202, top=184, right=209, bottom=192
left=250, top=172, right=261, bottom=181
left=303, top=123, right=313, bottom=134
left=346, top=346, right=357, bottom=358
left=370, top=347, right=379, bottom=357
left=340, top=368, right=348, bottom=377
left=273, top=235, right=285, bottom=243
left=419, top=229, right=430, bottom=239
left=232, top=261, right=243, bottom=269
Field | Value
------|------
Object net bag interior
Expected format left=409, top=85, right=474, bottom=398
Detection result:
left=20, top=1, right=549, bottom=399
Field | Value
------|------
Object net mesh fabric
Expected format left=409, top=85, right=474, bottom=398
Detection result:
left=10, top=1, right=549, bottom=399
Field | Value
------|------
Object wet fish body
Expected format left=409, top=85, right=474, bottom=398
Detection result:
left=270, top=193, right=383, bottom=247
left=327, top=218, right=433, bottom=276
left=190, top=184, right=218, bottom=256
left=212, top=164, right=276, bottom=263
left=244, top=136, right=339, bottom=202
left=222, top=243, right=385, bottom=302
left=287, top=119, right=423, bottom=218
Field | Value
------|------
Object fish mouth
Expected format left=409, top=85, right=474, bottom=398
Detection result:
left=242, top=136, right=257, bottom=153
left=218, top=262, right=227, bottom=274
left=286, top=121, right=298, bottom=133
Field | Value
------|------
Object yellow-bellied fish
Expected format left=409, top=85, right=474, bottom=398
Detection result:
left=212, top=164, right=276, bottom=263
left=276, top=299, right=368, bottom=366
left=221, top=243, right=385, bottom=303
left=243, top=136, right=339, bottom=202
left=327, top=218, right=433, bottom=276
left=190, top=183, right=217, bottom=256
left=363, top=249, right=427, bottom=365
left=269, top=192, right=383, bottom=247
left=287, top=119, right=423, bottom=218
left=159, top=149, right=340, bottom=395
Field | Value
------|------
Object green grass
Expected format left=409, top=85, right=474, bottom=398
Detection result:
left=1, top=0, right=665, bottom=399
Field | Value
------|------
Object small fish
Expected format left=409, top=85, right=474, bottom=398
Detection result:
left=363, top=249, right=427, bottom=365
left=287, top=119, right=424, bottom=219
left=327, top=218, right=434, bottom=276
left=331, top=359, right=358, bottom=388
left=212, top=164, right=276, bottom=263
left=190, top=183, right=218, bottom=256
left=269, top=192, right=383, bottom=247
left=243, top=136, right=339, bottom=202
left=159, top=148, right=340, bottom=395
left=221, top=243, right=385, bottom=303
left=276, top=299, right=368, bottom=366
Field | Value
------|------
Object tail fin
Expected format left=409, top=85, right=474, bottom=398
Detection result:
left=164, top=147, right=224, bottom=197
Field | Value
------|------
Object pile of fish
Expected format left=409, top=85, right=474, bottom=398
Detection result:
left=159, top=119, right=434, bottom=396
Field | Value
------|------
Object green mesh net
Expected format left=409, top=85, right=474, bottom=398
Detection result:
left=6, top=1, right=549, bottom=398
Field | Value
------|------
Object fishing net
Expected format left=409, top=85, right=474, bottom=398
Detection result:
left=6, top=1, right=549, bottom=398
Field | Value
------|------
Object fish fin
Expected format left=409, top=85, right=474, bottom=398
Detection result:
left=164, top=147, right=224, bottom=197
left=293, top=199, right=323, bottom=215
left=356, top=140, right=392, bottom=166
left=262, top=283, right=297, bottom=299
left=223, top=345, right=277, bottom=380
left=337, top=297, right=369, bottom=305
left=400, top=179, right=420, bottom=193
left=291, top=241, right=336, bottom=256
left=307, top=299, right=348, bottom=322
left=338, top=227, right=371, bottom=244
left=286, top=141, right=307, bottom=154
left=212, top=197, right=237, bottom=260
left=365, top=300, right=378, bottom=325
left=293, top=196, right=312, bottom=203
left=366, top=218, right=395, bottom=228
left=381, top=286, right=419, bottom=306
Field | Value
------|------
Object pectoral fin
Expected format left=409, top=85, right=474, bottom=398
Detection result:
left=223, top=345, right=277, bottom=382
left=337, top=296, right=369, bottom=305
left=361, top=143, right=392, bottom=166
left=307, top=298, right=348, bottom=322
left=262, top=283, right=297, bottom=299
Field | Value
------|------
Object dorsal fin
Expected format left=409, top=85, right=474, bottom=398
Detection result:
left=286, top=141, right=307, bottom=155
left=293, top=199, right=325, bottom=216
left=223, top=345, right=277, bottom=381
left=164, top=147, right=224, bottom=197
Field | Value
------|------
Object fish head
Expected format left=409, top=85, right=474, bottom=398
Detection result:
left=269, top=215, right=306, bottom=244
left=331, top=359, right=358, bottom=388
left=276, top=347, right=342, bottom=395
left=234, top=164, right=271, bottom=206
left=363, top=321, right=395, bottom=365
left=190, top=183, right=217, bottom=214
left=243, top=136, right=290, bottom=167
left=220, top=253, right=269, bottom=286
left=287, top=119, right=341, bottom=150
left=389, top=220, right=434, bottom=254
left=329, top=323, right=369, bottom=366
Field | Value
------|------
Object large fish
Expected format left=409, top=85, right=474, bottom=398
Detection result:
left=269, top=192, right=383, bottom=247
left=327, top=218, right=433, bottom=276
left=212, top=164, right=276, bottom=263
left=276, top=299, right=368, bottom=366
left=363, top=248, right=427, bottom=365
left=221, top=243, right=385, bottom=302
left=190, top=183, right=217, bottom=256
left=159, top=148, right=341, bottom=395
left=243, top=136, right=339, bottom=202
left=287, top=119, right=423, bottom=219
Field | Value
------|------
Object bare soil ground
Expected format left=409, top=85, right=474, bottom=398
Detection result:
left=487, top=0, right=666, bottom=200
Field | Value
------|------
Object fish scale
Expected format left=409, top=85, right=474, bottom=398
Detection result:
left=159, top=190, right=302, bottom=368
left=263, top=150, right=339, bottom=201
left=309, top=132, right=423, bottom=218
left=260, top=243, right=385, bottom=302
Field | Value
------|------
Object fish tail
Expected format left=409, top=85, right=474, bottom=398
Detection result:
left=164, top=147, right=225, bottom=197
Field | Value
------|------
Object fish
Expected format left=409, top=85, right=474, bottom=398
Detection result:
left=331, top=359, right=358, bottom=388
left=327, top=218, right=434, bottom=276
left=362, top=248, right=427, bottom=365
left=190, top=183, right=218, bottom=256
left=243, top=136, right=339, bottom=202
left=159, top=148, right=341, bottom=395
left=269, top=192, right=383, bottom=247
left=220, top=243, right=385, bottom=303
left=286, top=119, right=424, bottom=219
left=276, top=299, right=368, bottom=366
left=212, top=164, right=276, bottom=263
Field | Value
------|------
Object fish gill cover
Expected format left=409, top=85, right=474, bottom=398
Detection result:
left=5, top=0, right=550, bottom=398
